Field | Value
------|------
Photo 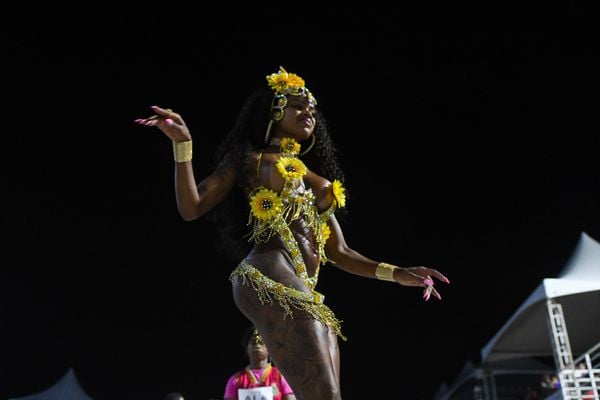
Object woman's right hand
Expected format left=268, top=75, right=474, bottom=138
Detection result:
left=134, top=106, right=192, bottom=142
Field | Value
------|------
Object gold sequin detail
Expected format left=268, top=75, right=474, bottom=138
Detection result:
left=230, top=260, right=345, bottom=341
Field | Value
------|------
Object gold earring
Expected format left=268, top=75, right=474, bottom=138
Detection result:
left=299, top=135, right=316, bottom=156
left=264, top=120, right=274, bottom=144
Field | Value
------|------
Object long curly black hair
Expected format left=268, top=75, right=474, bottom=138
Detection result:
left=207, top=86, right=346, bottom=261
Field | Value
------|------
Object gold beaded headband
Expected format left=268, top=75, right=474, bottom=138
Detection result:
left=252, top=328, right=264, bottom=346
left=266, top=66, right=317, bottom=121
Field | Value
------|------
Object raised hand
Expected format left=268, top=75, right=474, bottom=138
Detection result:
left=134, top=106, right=192, bottom=142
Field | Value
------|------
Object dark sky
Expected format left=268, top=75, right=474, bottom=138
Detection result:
left=2, top=6, right=598, bottom=400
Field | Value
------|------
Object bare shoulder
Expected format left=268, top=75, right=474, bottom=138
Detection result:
left=248, top=150, right=286, bottom=192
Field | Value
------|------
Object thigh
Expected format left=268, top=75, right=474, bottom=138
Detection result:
left=232, top=280, right=341, bottom=400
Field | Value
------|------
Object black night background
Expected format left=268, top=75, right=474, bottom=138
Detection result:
left=1, top=5, right=597, bottom=400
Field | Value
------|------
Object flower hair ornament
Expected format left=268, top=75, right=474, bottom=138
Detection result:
left=264, top=66, right=317, bottom=146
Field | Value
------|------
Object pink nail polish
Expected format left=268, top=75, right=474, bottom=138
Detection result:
left=424, top=279, right=433, bottom=286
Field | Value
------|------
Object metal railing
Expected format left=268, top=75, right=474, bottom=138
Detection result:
left=557, top=342, right=600, bottom=400
left=557, top=368, right=599, bottom=399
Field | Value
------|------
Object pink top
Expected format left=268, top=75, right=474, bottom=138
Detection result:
left=224, top=365, right=293, bottom=400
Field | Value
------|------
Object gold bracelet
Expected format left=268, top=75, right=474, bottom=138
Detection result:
left=376, top=262, right=399, bottom=282
left=173, top=140, right=192, bottom=163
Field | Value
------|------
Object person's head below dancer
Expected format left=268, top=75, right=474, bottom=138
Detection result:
left=222, top=325, right=296, bottom=400
left=241, top=326, right=270, bottom=369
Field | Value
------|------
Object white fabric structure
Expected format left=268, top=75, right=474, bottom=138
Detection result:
left=435, top=232, right=600, bottom=399
left=9, top=368, right=93, bottom=400
left=481, top=232, right=600, bottom=364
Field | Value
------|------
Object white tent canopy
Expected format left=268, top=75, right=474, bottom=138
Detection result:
left=435, top=232, right=600, bottom=399
left=9, top=368, right=93, bottom=400
left=481, top=232, right=600, bottom=365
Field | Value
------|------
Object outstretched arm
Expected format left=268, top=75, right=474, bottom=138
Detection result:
left=135, top=106, right=237, bottom=221
left=324, top=214, right=450, bottom=300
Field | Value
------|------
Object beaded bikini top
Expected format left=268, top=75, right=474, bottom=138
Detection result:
left=247, top=137, right=346, bottom=291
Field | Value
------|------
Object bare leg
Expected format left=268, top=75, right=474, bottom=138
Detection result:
left=233, top=280, right=342, bottom=400
left=327, top=328, right=340, bottom=387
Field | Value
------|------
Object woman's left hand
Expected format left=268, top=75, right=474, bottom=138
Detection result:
left=394, top=266, right=450, bottom=301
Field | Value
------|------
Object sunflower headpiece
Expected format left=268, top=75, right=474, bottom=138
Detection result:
left=266, top=66, right=317, bottom=121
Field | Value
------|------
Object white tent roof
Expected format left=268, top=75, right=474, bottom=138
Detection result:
left=481, top=232, right=600, bottom=364
left=9, top=368, right=93, bottom=400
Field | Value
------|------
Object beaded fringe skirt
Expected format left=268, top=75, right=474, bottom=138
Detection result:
left=230, top=259, right=345, bottom=340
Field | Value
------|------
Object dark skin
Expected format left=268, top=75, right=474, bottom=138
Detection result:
left=135, top=96, right=449, bottom=400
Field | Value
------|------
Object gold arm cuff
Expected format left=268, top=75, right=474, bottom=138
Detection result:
left=376, top=262, right=399, bottom=282
left=173, top=140, right=193, bottom=163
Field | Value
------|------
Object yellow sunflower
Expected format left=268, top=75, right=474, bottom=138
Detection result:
left=332, top=180, right=346, bottom=208
left=276, top=157, right=307, bottom=181
left=322, top=222, right=331, bottom=242
left=266, top=67, right=306, bottom=94
left=250, top=188, right=283, bottom=220
left=280, top=137, right=301, bottom=155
